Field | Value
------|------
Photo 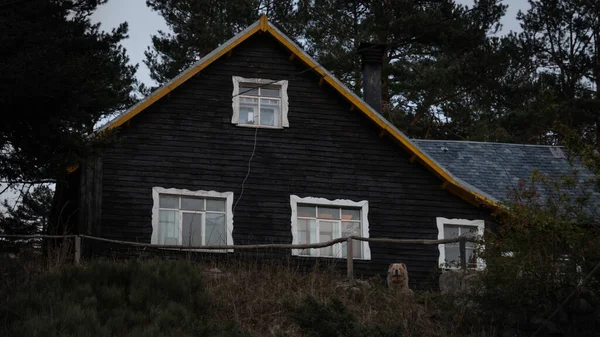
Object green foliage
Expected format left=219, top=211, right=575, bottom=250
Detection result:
left=474, top=169, right=600, bottom=331
left=0, top=185, right=53, bottom=250
left=0, top=0, right=137, bottom=185
left=0, top=260, right=249, bottom=337
left=287, top=296, right=403, bottom=337
left=144, top=0, right=305, bottom=86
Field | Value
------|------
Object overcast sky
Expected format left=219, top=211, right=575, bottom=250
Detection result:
left=90, top=0, right=528, bottom=87
left=0, top=1, right=529, bottom=212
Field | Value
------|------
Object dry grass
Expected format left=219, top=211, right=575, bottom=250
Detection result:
left=199, top=259, right=494, bottom=337
left=0, top=253, right=496, bottom=337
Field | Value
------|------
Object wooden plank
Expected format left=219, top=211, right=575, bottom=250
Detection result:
left=346, top=238, right=354, bottom=280
left=95, top=32, right=493, bottom=282
left=74, top=236, right=81, bottom=264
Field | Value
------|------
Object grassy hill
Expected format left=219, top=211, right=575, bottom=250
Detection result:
left=0, top=258, right=490, bottom=337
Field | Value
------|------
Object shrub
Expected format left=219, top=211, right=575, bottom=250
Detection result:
left=287, top=296, right=404, bottom=337
left=0, top=259, right=249, bottom=337
left=474, top=170, right=600, bottom=335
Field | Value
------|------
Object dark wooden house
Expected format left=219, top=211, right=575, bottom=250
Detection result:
left=58, top=16, right=499, bottom=285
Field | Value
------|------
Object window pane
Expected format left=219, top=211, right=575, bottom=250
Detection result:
left=319, top=221, right=336, bottom=257
left=239, top=106, right=256, bottom=124
left=260, top=106, right=279, bottom=126
left=342, top=221, right=361, bottom=236
left=466, top=248, right=477, bottom=267
left=341, top=209, right=360, bottom=221
left=297, top=205, right=316, bottom=218
left=318, top=207, right=340, bottom=220
left=240, top=84, right=259, bottom=96
left=341, top=221, right=362, bottom=259
left=159, top=195, right=178, bottom=209
left=159, top=210, right=178, bottom=245
left=181, top=197, right=203, bottom=211
left=461, top=226, right=478, bottom=238
left=260, top=98, right=279, bottom=105
left=206, top=199, right=225, bottom=212
left=444, top=225, right=460, bottom=239
left=240, top=96, right=259, bottom=104
left=261, top=87, right=280, bottom=97
left=182, top=212, right=202, bottom=246
left=298, top=219, right=316, bottom=256
left=206, top=213, right=226, bottom=246
left=444, top=246, right=460, bottom=267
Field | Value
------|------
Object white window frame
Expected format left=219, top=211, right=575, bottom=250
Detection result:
left=436, top=217, right=485, bottom=270
left=290, top=195, right=371, bottom=260
left=151, top=187, right=234, bottom=252
left=231, top=76, right=289, bottom=128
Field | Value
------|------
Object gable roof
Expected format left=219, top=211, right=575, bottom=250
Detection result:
left=413, top=139, right=599, bottom=205
left=99, top=15, right=498, bottom=209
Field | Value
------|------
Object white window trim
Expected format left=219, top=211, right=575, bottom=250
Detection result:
left=231, top=76, right=289, bottom=128
left=290, top=195, right=371, bottom=260
left=436, top=217, right=485, bottom=270
left=151, top=187, right=234, bottom=252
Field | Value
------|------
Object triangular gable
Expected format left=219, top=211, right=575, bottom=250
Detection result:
left=99, top=15, right=499, bottom=209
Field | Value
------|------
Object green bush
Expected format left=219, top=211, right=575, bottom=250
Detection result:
left=474, top=170, right=600, bottom=334
left=288, top=296, right=403, bottom=337
left=1, top=259, right=249, bottom=337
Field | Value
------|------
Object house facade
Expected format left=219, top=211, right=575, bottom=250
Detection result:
left=57, top=17, right=498, bottom=286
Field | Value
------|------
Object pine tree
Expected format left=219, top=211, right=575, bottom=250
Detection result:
left=0, top=185, right=53, bottom=251
left=0, top=0, right=137, bottom=187
left=512, top=0, right=600, bottom=146
left=144, top=0, right=305, bottom=86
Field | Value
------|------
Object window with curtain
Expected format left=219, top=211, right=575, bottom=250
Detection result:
left=152, top=188, right=233, bottom=249
left=290, top=195, right=371, bottom=260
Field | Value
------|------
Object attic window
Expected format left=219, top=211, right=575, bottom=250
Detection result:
left=231, top=76, right=289, bottom=128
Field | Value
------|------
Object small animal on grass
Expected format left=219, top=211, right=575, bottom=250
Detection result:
left=387, top=263, right=411, bottom=292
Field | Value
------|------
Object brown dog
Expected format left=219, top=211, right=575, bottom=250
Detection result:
left=387, top=263, right=410, bottom=291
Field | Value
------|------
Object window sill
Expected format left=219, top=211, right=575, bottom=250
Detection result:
left=235, top=123, right=284, bottom=129
left=293, top=253, right=371, bottom=261
left=159, top=248, right=233, bottom=253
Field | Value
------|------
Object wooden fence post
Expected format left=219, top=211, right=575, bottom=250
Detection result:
left=346, top=238, right=354, bottom=280
left=459, top=237, right=467, bottom=270
left=74, top=236, right=81, bottom=265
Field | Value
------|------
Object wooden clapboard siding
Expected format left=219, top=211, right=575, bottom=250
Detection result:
left=98, top=33, right=491, bottom=286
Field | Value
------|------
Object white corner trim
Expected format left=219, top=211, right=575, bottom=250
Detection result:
left=151, top=187, right=234, bottom=251
left=436, top=217, right=485, bottom=270
left=290, top=195, right=371, bottom=260
left=231, top=76, right=289, bottom=128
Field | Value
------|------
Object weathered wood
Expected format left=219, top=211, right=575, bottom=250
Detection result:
left=80, top=234, right=348, bottom=250
left=0, top=234, right=77, bottom=239
left=346, top=238, right=354, bottom=280
left=96, top=33, right=493, bottom=284
left=74, top=236, right=81, bottom=264
left=350, top=236, right=479, bottom=245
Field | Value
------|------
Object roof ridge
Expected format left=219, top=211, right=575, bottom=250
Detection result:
left=412, top=139, right=564, bottom=148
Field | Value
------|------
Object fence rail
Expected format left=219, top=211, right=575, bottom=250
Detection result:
left=0, top=234, right=480, bottom=279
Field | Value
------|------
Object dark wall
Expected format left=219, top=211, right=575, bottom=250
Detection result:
left=99, top=33, right=491, bottom=286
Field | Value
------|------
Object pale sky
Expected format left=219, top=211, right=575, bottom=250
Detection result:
left=90, top=0, right=528, bottom=87
left=1, top=0, right=528, bottom=213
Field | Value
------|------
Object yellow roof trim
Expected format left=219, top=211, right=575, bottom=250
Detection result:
left=96, top=16, right=499, bottom=210
left=99, top=21, right=262, bottom=132
left=265, top=24, right=499, bottom=209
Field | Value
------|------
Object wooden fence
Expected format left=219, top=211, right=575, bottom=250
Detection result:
left=0, top=234, right=479, bottom=279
